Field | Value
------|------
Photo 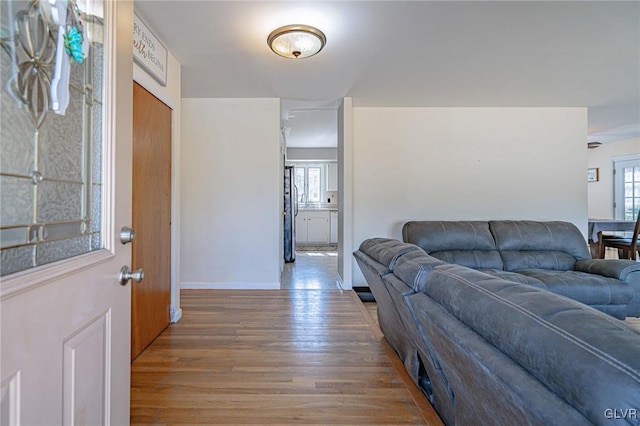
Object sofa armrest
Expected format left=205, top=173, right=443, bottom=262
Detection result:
left=575, top=259, right=640, bottom=281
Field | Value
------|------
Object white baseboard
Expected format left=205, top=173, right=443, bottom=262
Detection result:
left=170, top=307, right=182, bottom=323
left=180, top=281, right=280, bottom=290
left=336, top=274, right=352, bottom=290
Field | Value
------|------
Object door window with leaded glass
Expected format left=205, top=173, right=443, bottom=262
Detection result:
left=1, top=0, right=104, bottom=276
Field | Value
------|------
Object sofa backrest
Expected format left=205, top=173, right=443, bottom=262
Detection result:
left=357, top=237, right=422, bottom=271
left=402, top=220, right=592, bottom=272
left=391, top=250, right=446, bottom=293
left=489, top=220, right=591, bottom=271
left=402, top=221, right=504, bottom=270
left=422, top=263, right=640, bottom=425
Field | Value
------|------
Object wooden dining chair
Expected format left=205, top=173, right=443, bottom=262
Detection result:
left=598, top=211, right=640, bottom=260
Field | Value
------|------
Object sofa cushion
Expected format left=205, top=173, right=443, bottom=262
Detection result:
left=479, top=269, right=547, bottom=289
left=422, top=263, right=640, bottom=425
left=428, top=250, right=505, bottom=270
left=402, top=221, right=503, bottom=270
left=358, top=238, right=421, bottom=271
left=489, top=221, right=591, bottom=271
left=515, top=269, right=634, bottom=306
left=392, top=251, right=446, bottom=292
left=499, top=250, right=580, bottom=271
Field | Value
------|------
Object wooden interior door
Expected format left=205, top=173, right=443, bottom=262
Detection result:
left=131, top=82, right=172, bottom=360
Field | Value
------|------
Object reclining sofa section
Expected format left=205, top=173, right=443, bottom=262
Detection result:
left=411, top=263, right=640, bottom=425
left=353, top=231, right=640, bottom=425
left=402, top=220, right=640, bottom=318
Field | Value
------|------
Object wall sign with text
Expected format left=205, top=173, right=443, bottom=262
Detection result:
left=133, top=13, right=167, bottom=86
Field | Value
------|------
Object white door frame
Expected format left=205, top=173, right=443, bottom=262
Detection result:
left=613, top=154, right=640, bottom=220
left=337, top=97, right=353, bottom=289
left=133, top=55, right=182, bottom=323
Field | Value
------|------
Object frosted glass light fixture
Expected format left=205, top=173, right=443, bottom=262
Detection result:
left=267, top=24, right=326, bottom=59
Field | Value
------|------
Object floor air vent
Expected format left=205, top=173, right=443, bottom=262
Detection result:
left=353, top=286, right=375, bottom=303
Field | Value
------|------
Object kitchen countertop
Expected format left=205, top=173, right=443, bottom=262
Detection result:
left=299, top=206, right=338, bottom=211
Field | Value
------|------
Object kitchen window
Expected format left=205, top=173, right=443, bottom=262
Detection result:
left=292, top=163, right=326, bottom=206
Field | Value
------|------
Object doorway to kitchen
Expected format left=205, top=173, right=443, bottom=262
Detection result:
left=280, top=100, right=340, bottom=290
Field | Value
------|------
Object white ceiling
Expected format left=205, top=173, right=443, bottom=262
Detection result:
left=281, top=99, right=339, bottom=148
left=135, top=1, right=640, bottom=146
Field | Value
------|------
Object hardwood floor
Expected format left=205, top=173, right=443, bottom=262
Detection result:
left=131, top=289, right=443, bottom=425
left=281, top=251, right=340, bottom=290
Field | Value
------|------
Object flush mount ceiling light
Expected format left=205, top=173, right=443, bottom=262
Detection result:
left=267, top=24, right=326, bottom=59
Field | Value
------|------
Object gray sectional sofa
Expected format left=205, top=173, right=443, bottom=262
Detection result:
left=402, top=220, right=640, bottom=319
left=353, top=220, right=640, bottom=425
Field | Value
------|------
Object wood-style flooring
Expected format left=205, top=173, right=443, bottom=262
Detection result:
left=281, top=251, right=339, bottom=290
left=131, top=248, right=640, bottom=424
left=130, top=289, right=443, bottom=425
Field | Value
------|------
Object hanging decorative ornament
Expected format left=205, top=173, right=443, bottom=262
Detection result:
left=63, top=26, right=83, bottom=63
left=64, top=0, right=87, bottom=64
left=51, top=0, right=87, bottom=115
left=50, top=0, right=71, bottom=115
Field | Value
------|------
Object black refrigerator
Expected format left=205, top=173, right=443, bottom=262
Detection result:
left=284, top=166, right=297, bottom=262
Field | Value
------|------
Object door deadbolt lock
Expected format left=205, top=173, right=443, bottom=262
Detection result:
left=118, top=265, right=144, bottom=286
left=119, top=226, right=136, bottom=244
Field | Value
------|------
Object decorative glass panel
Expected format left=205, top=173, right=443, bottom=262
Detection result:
left=0, top=227, right=29, bottom=249
left=37, top=235, right=92, bottom=266
left=0, top=246, right=36, bottom=276
left=0, top=175, right=34, bottom=227
left=0, top=0, right=104, bottom=276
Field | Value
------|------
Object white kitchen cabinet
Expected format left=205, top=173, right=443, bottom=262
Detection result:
left=295, top=214, right=307, bottom=243
left=296, top=210, right=330, bottom=244
left=330, top=211, right=338, bottom=243
left=307, top=216, right=330, bottom=243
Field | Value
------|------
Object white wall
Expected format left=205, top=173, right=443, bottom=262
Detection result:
left=588, top=138, right=640, bottom=219
left=351, top=107, right=588, bottom=286
left=286, top=148, right=337, bottom=161
left=133, top=50, right=182, bottom=322
left=181, top=98, right=281, bottom=289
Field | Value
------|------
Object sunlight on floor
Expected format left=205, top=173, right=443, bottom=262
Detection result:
left=281, top=250, right=339, bottom=290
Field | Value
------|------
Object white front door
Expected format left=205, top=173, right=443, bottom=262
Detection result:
left=0, top=1, right=134, bottom=424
